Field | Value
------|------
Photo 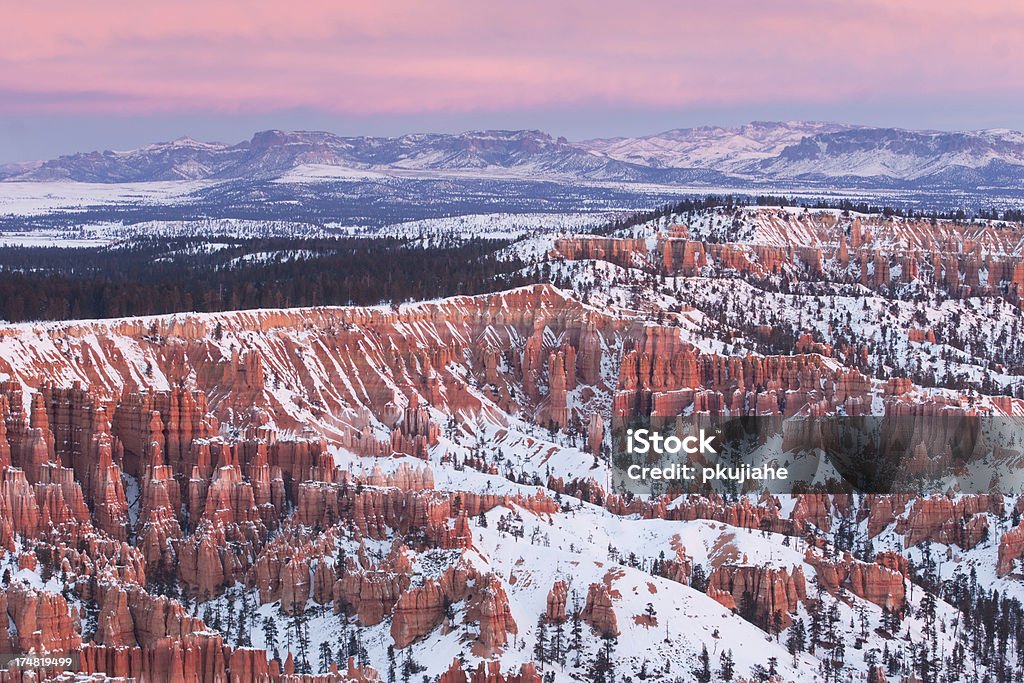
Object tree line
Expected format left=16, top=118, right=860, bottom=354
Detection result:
left=0, top=236, right=536, bottom=322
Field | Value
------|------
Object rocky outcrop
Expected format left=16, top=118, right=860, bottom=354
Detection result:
left=896, top=495, right=996, bottom=549
left=706, top=564, right=806, bottom=629
left=861, top=494, right=914, bottom=538
left=545, top=579, right=568, bottom=623
left=3, top=584, right=81, bottom=654
left=391, top=579, right=450, bottom=649
left=581, top=583, right=619, bottom=637
left=998, top=524, right=1024, bottom=576
left=465, top=574, right=518, bottom=656
left=553, top=237, right=646, bottom=268
left=805, top=550, right=906, bottom=611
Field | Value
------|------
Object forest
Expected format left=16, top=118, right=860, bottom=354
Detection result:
left=0, top=237, right=533, bottom=322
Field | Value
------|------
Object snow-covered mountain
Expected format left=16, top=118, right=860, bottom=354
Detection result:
left=579, top=120, right=856, bottom=171
left=5, top=122, right=1024, bottom=191
left=0, top=129, right=649, bottom=184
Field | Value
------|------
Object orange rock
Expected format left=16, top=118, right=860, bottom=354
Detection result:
left=998, top=524, right=1024, bottom=576
left=545, top=579, right=568, bottom=623
left=4, top=583, right=82, bottom=654
left=706, top=564, right=805, bottom=629
left=581, top=582, right=619, bottom=638
left=805, top=550, right=905, bottom=611
left=466, top=574, right=517, bottom=656
left=391, top=579, right=448, bottom=648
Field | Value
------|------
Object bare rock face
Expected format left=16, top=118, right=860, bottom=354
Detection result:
left=868, top=664, right=889, bottom=683
left=465, top=661, right=542, bottom=683
left=95, top=585, right=134, bottom=646
left=1, top=468, right=42, bottom=545
left=388, top=560, right=477, bottom=649
left=440, top=510, right=474, bottom=549
left=391, top=579, right=449, bottom=648
left=545, top=579, right=569, bottom=623
left=336, top=563, right=411, bottom=626
left=581, top=582, right=619, bottom=638
left=21, top=393, right=57, bottom=483
left=861, top=494, right=914, bottom=538
left=466, top=574, right=518, bottom=656
left=0, top=395, right=12, bottom=470
left=804, top=550, right=906, bottom=612
left=137, top=462, right=184, bottom=570
left=998, top=523, right=1024, bottom=576
left=439, top=658, right=469, bottom=683
left=279, top=558, right=312, bottom=615
left=0, top=591, right=11, bottom=656
left=586, top=414, right=604, bottom=455
left=896, top=495, right=995, bottom=549
left=553, top=237, right=647, bottom=268
left=706, top=564, right=805, bottom=629
left=4, top=583, right=82, bottom=654
left=545, top=351, right=570, bottom=429
left=706, top=582, right=737, bottom=611
left=86, top=418, right=131, bottom=540
left=791, top=494, right=832, bottom=533
left=437, top=659, right=543, bottom=683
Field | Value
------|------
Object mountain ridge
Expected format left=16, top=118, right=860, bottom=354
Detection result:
left=5, top=121, right=1024, bottom=191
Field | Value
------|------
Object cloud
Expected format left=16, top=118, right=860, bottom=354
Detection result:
left=2, top=1, right=1023, bottom=115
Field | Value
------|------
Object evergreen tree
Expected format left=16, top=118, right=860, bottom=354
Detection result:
left=262, top=617, right=280, bottom=661
left=294, top=612, right=311, bottom=674
left=533, top=614, right=549, bottom=668
left=692, top=644, right=711, bottom=683
left=786, top=618, right=807, bottom=662
left=718, top=649, right=735, bottom=681
left=569, top=592, right=583, bottom=667
left=689, top=564, right=708, bottom=591
left=551, top=618, right=565, bottom=666
left=318, top=642, right=333, bottom=673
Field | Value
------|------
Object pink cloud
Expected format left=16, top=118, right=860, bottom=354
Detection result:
left=2, top=0, right=1023, bottom=115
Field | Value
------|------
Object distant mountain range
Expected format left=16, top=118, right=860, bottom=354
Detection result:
left=5, top=121, right=1024, bottom=191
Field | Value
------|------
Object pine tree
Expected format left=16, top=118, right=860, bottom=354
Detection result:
left=552, top=618, right=565, bottom=666
left=643, top=602, right=656, bottom=627
left=718, top=649, right=735, bottom=681
left=262, top=617, right=279, bottom=660
left=318, top=642, right=333, bottom=673
left=590, top=634, right=617, bottom=683
left=569, top=592, right=583, bottom=667
left=692, top=644, right=712, bottom=683
left=786, top=618, right=807, bottom=662
left=295, top=612, right=311, bottom=674
left=237, top=592, right=253, bottom=647
left=533, top=614, right=549, bottom=668
left=689, top=564, right=708, bottom=592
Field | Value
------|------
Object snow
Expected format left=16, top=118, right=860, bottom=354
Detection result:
left=0, top=231, right=113, bottom=247
left=0, top=180, right=215, bottom=215
left=1, top=202, right=1023, bottom=681
left=272, top=164, right=389, bottom=183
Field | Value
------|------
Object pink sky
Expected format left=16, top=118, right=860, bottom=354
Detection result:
left=4, top=0, right=1024, bottom=116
